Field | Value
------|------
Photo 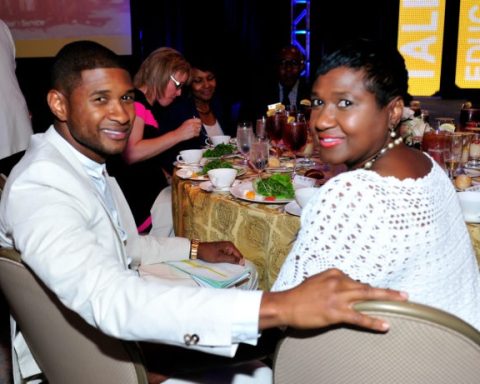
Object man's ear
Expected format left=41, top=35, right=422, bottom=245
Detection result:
left=47, top=89, right=68, bottom=122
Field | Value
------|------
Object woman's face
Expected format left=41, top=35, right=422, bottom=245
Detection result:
left=156, top=70, right=188, bottom=107
left=310, top=66, right=395, bottom=169
left=190, top=68, right=216, bottom=102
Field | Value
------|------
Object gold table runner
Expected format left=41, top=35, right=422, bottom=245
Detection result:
left=172, top=175, right=300, bottom=290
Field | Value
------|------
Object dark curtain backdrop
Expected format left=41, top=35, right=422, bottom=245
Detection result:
left=130, top=0, right=291, bottom=109
left=17, top=0, right=470, bottom=132
left=17, top=0, right=291, bottom=132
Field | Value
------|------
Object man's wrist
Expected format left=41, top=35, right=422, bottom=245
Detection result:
left=189, top=239, right=200, bottom=260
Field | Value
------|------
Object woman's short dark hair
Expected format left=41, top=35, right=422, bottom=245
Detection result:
left=51, top=40, right=127, bottom=96
left=315, top=38, right=409, bottom=107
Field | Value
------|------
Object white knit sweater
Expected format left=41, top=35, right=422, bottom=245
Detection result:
left=272, top=155, right=480, bottom=330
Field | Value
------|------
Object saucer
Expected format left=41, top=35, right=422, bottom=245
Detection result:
left=199, top=180, right=238, bottom=193
left=284, top=201, right=302, bottom=216
left=464, top=167, right=480, bottom=177
left=463, top=214, right=480, bottom=224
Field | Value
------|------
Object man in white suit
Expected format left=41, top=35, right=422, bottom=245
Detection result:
left=0, top=41, right=407, bottom=383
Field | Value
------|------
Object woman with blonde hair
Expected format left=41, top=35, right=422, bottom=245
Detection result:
left=108, top=47, right=202, bottom=235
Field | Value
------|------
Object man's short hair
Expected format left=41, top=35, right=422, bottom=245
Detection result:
left=51, top=40, right=127, bottom=96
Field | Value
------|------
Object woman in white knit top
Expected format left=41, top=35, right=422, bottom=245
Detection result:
left=272, top=38, right=480, bottom=330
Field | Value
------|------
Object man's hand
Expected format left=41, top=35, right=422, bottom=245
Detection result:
left=260, top=268, right=408, bottom=332
left=197, top=241, right=245, bottom=265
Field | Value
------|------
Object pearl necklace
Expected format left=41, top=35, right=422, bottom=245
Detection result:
left=364, top=135, right=403, bottom=169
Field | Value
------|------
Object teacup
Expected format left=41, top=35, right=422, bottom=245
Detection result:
left=207, top=168, right=237, bottom=190
left=295, top=187, right=318, bottom=208
left=205, top=135, right=231, bottom=147
left=457, top=191, right=480, bottom=222
left=176, top=149, right=203, bottom=165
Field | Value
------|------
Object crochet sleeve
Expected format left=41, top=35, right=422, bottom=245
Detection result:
left=272, top=172, right=394, bottom=291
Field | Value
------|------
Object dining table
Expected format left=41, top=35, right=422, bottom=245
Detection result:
left=172, top=163, right=480, bottom=291
left=171, top=161, right=348, bottom=290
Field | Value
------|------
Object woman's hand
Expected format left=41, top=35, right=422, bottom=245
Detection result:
left=176, top=118, right=202, bottom=141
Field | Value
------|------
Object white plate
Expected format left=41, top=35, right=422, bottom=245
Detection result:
left=284, top=201, right=302, bottom=216
left=199, top=180, right=240, bottom=193
left=176, top=167, right=247, bottom=181
left=175, top=168, right=209, bottom=181
left=229, top=180, right=294, bottom=204
left=464, top=167, right=480, bottom=177
left=174, top=158, right=208, bottom=168
left=265, top=167, right=293, bottom=173
left=464, top=214, right=480, bottom=224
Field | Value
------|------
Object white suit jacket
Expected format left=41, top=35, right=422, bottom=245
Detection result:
left=0, top=127, right=261, bottom=376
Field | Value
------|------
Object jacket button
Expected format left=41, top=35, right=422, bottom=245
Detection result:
left=184, top=333, right=200, bottom=346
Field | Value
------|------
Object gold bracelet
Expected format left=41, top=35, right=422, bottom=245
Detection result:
left=190, top=239, right=200, bottom=260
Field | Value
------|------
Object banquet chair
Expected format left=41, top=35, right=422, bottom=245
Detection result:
left=0, top=248, right=149, bottom=384
left=0, top=173, right=6, bottom=198
left=273, top=300, right=480, bottom=384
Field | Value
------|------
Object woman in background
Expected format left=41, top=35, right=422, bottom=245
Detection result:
left=158, top=55, right=235, bottom=175
left=272, top=38, right=480, bottom=330
left=108, top=47, right=202, bottom=235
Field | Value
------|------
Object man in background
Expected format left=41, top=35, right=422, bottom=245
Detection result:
left=239, top=44, right=311, bottom=122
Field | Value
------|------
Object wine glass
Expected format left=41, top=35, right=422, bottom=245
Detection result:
left=249, top=139, right=269, bottom=177
left=266, top=110, right=287, bottom=149
left=236, top=121, right=254, bottom=165
left=282, top=113, right=308, bottom=175
left=467, top=133, right=480, bottom=168
left=255, top=116, right=267, bottom=141
left=443, top=133, right=463, bottom=180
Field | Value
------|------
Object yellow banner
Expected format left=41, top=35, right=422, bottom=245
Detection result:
left=456, top=1, right=480, bottom=88
left=397, top=0, right=446, bottom=96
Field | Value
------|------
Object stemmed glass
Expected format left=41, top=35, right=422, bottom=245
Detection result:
left=282, top=113, right=308, bottom=176
left=249, top=139, right=269, bottom=178
left=255, top=116, right=267, bottom=141
left=467, top=133, right=480, bottom=168
left=236, top=121, right=254, bottom=165
left=266, top=109, right=287, bottom=152
left=443, top=133, right=463, bottom=180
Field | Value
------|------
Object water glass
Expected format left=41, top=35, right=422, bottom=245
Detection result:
left=255, top=117, right=267, bottom=141
left=468, top=133, right=480, bottom=168
left=249, top=140, right=269, bottom=174
left=443, top=133, right=463, bottom=180
left=236, top=122, right=254, bottom=164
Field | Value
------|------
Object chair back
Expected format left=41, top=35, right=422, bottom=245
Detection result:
left=273, top=300, right=480, bottom=384
left=0, top=248, right=148, bottom=384
left=0, top=173, right=6, bottom=199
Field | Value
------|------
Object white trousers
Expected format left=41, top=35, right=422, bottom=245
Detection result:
left=150, top=186, right=175, bottom=237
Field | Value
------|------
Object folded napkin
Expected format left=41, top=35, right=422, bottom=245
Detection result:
left=163, top=259, right=251, bottom=288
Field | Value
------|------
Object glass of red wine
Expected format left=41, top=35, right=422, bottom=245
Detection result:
left=266, top=110, right=287, bottom=150
left=282, top=113, right=308, bottom=176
